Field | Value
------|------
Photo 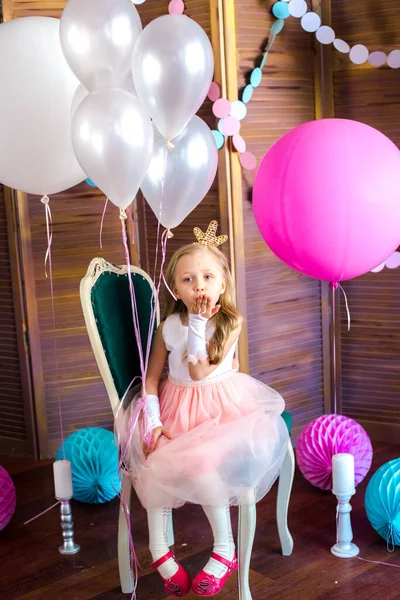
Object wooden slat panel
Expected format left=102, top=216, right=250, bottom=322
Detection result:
left=331, top=0, right=400, bottom=440
left=338, top=270, right=400, bottom=438
left=25, top=184, right=128, bottom=456
left=235, top=2, right=324, bottom=436
left=0, top=186, right=26, bottom=445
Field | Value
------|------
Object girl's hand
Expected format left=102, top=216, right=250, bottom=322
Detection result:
left=143, top=426, right=172, bottom=458
left=189, top=294, right=220, bottom=320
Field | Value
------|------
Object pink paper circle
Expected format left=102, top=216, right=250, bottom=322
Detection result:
left=220, top=116, right=240, bottom=136
left=232, top=134, right=246, bottom=153
left=368, top=51, right=387, bottom=67
left=212, top=99, right=231, bottom=119
left=208, top=82, right=221, bottom=102
left=386, top=251, right=400, bottom=269
left=387, top=49, right=400, bottom=69
left=240, top=151, right=257, bottom=170
left=168, top=0, right=184, bottom=15
left=349, top=44, right=369, bottom=65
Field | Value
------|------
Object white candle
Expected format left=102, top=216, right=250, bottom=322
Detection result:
left=332, top=453, right=355, bottom=494
left=53, top=460, right=73, bottom=500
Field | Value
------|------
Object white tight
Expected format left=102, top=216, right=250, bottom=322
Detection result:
left=147, top=504, right=235, bottom=579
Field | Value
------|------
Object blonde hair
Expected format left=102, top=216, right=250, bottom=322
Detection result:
left=164, top=243, right=241, bottom=365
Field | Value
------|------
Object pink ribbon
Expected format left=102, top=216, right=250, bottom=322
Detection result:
left=41, top=195, right=53, bottom=279
left=41, top=196, right=65, bottom=459
left=99, top=197, right=109, bottom=249
left=24, top=500, right=61, bottom=525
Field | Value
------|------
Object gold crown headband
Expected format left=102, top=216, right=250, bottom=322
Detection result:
left=193, top=221, right=228, bottom=248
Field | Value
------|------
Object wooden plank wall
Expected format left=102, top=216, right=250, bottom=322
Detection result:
left=234, top=2, right=325, bottom=438
left=0, top=186, right=26, bottom=454
left=331, top=0, right=400, bottom=441
left=24, top=187, right=127, bottom=457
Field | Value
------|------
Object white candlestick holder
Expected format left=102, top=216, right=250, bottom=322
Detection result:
left=331, top=488, right=359, bottom=558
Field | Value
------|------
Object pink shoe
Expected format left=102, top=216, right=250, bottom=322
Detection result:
left=192, top=552, right=238, bottom=596
left=152, top=550, right=191, bottom=597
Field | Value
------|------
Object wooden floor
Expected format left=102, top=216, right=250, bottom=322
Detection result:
left=1, top=442, right=399, bottom=600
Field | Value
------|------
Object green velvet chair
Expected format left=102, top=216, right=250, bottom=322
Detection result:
left=80, top=257, right=295, bottom=599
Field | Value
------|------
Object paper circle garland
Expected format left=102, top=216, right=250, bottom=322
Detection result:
left=296, top=415, right=373, bottom=490
left=387, top=49, right=400, bottom=69
left=212, top=98, right=231, bottom=119
left=369, top=51, right=387, bottom=67
left=0, top=466, right=16, bottom=531
left=349, top=44, right=369, bottom=65
left=301, top=12, right=321, bottom=33
left=288, top=0, right=307, bottom=18
left=208, top=82, right=220, bottom=102
left=232, top=134, right=246, bottom=153
left=270, top=18, right=285, bottom=35
left=250, top=68, right=262, bottom=88
left=280, top=0, right=400, bottom=69
left=365, top=458, right=400, bottom=546
left=212, top=130, right=225, bottom=150
left=272, top=1, right=290, bottom=19
left=230, top=100, right=247, bottom=120
left=56, top=428, right=121, bottom=504
left=242, top=84, right=254, bottom=104
left=316, top=26, right=335, bottom=45
left=240, top=151, right=257, bottom=171
left=220, top=116, right=241, bottom=136
left=168, top=0, right=185, bottom=15
left=334, top=39, right=350, bottom=54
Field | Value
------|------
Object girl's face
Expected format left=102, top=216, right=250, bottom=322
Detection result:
left=173, top=249, right=226, bottom=309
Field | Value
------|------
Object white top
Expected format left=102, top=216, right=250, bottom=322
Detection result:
left=162, top=313, right=237, bottom=383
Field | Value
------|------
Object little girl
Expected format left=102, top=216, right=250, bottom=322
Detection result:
left=116, top=221, right=289, bottom=597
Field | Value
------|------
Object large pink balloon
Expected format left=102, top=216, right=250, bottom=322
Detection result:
left=253, top=119, right=400, bottom=283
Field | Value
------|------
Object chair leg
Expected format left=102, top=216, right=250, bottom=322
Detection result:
left=166, top=509, right=174, bottom=547
left=237, top=502, right=256, bottom=600
left=118, top=471, right=134, bottom=594
left=276, top=439, right=295, bottom=556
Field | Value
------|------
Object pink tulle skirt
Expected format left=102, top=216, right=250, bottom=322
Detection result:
left=115, top=371, right=289, bottom=508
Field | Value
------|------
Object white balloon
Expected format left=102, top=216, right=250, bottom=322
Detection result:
left=0, top=17, right=85, bottom=195
left=71, top=77, right=137, bottom=117
left=60, top=0, right=142, bottom=91
left=141, top=116, right=218, bottom=230
left=71, top=83, right=88, bottom=117
left=132, top=15, right=214, bottom=141
left=72, top=89, right=154, bottom=210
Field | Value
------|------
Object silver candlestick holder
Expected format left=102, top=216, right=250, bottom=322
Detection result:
left=58, top=499, right=80, bottom=555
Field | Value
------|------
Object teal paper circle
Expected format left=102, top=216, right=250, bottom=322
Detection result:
left=272, top=2, right=290, bottom=19
left=250, top=68, right=262, bottom=88
left=242, top=84, right=254, bottom=104
left=270, top=18, right=285, bottom=35
left=230, top=100, right=248, bottom=120
left=217, top=119, right=225, bottom=134
left=212, top=130, right=225, bottom=149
